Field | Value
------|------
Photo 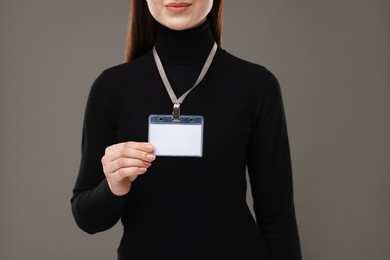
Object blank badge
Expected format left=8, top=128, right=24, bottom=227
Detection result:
left=148, top=115, right=204, bottom=157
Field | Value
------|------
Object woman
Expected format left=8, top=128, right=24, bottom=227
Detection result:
left=71, top=0, right=302, bottom=259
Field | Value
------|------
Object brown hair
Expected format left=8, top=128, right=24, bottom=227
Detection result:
left=124, top=0, right=224, bottom=62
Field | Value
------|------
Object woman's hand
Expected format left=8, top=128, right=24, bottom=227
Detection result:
left=101, top=142, right=156, bottom=196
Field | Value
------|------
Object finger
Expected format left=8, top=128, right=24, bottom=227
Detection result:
left=127, top=175, right=138, bottom=183
left=109, top=167, right=147, bottom=183
left=105, top=158, right=151, bottom=174
left=106, top=142, right=154, bottom=154
left=124, top=148, right=155, bottom=162
left=103, top=143, right=155, bottom=163
left=124, top=142, right=154, bottom=152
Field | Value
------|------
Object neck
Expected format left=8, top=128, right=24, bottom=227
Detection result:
left=155, top=21, right=215, bottom=64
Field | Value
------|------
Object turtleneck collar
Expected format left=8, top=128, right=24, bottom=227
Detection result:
left=154, top=20, right=215, bottom=64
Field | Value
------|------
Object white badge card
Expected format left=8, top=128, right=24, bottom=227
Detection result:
left=148, top=115, right=204, bottom=157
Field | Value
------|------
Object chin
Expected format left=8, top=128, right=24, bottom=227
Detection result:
left=168, top=25, right=191, bottom=31
left=161, top=17, right=199, bottom=31
left=164, top=23, right=191, bottom=31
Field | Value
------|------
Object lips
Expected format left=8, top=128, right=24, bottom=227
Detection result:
left=165, top=2, right=192, bottom=8
left=165, top=2, right=192, bottom=13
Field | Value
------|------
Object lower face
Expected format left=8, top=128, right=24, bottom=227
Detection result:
left=146, top=0, right=214, bottom=31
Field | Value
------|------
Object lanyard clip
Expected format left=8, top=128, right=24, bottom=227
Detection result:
left=172, top=103, right=181, bottom=121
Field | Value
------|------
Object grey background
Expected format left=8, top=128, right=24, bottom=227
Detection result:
left=0, top=0, right=389, bottom=259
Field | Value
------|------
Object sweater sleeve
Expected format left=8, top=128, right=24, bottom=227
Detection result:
left=71, top=71, right=127, bottom=234
left=246, top=68, right=302, bottom=259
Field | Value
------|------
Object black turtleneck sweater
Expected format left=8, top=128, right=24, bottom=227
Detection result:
left=71, top=22, right=302, bottom=260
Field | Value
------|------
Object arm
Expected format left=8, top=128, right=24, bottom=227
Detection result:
left=247, top=68, right=302, bottom=259
left=71, top=71, right=156, bottom=234
left=70, top=71, right=126, bottom=234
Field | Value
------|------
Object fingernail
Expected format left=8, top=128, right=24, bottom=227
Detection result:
left=144, top=162, right=151, bottom=167
left=145, top=144, right=154, bottom=150
left=146, top=154, right=156, bottom=160
left=139, top=168, right=147, bottom=173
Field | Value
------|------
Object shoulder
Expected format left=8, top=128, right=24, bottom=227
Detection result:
left=87, top=51, right=154, bottom=101
left=88, top=50, right=155, bottom=97
left=216, top=48, right=280, bottom=93
left=100, top=51, right=154, bottom=81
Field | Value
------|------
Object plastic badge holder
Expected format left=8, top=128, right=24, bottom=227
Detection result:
left=148, top=115, right=204, bottom=157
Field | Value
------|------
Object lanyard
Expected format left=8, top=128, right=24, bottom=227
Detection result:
left=153, top=42, right=218, bottom=121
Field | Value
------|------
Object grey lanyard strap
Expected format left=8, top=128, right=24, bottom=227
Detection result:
left=153, top=42, right=218, bottom=121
